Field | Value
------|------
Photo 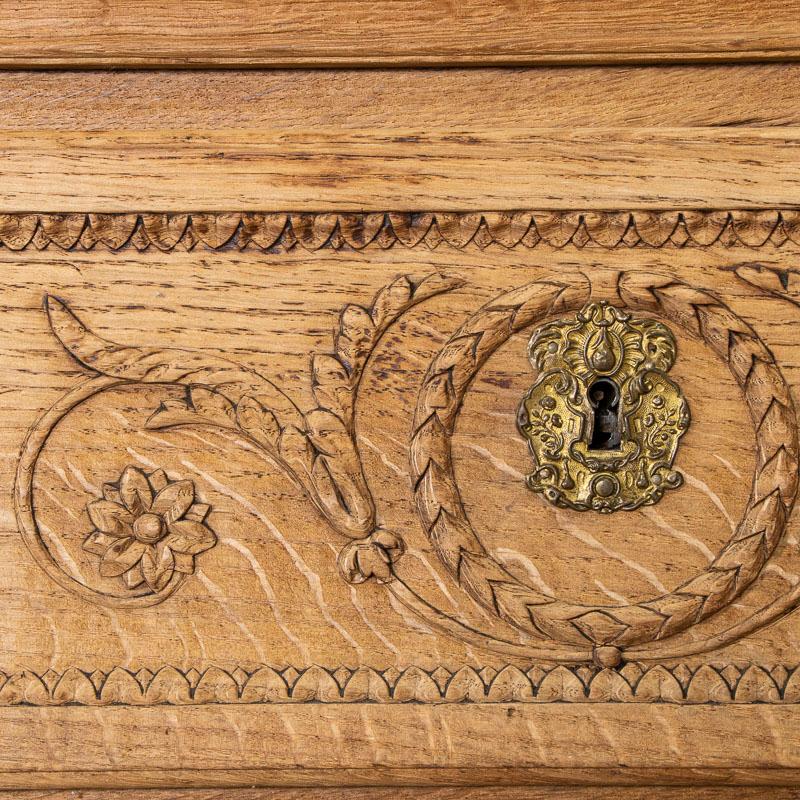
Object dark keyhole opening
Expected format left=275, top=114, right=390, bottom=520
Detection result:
left=588, top=378, right=621, bottom=451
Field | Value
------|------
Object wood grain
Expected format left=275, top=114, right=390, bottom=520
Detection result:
left=4, top=67, right=800, bottom=130
left=5, top=790, right=800, bottom=800
left=1, top=25, right=800, bottom=793
left=1, top=0, right=800, bottom=67
left=1, top=128, right=799, bottom=212
left=0, top=705, right=798, bottom=787
left=2, top=232, right=800, bottom=790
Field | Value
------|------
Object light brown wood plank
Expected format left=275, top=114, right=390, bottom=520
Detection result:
left=3, top=19, right=800, bottom=794
left=1, top=128, right=799, bottom=211
left=2, top=0, right=800, bottom=67
left=2, top=788, right=798, bottom=799
left=1, top=224, right=800, bottom=787
left=2, top=66, right=800, bottom=130
left=0, top=706, right=798, bottom=787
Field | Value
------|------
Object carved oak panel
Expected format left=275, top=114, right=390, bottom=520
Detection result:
left=2, top=210, right=800, bottom=788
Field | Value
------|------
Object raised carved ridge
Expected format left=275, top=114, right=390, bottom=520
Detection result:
left=1, top=211, right=799, bottom=252
left=15, top=274, right=461, bottom=607
left=0, top=663, right=798, bottom=705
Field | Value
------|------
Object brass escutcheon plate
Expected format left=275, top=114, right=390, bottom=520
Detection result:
left=518, top=301, right=690, bottom=512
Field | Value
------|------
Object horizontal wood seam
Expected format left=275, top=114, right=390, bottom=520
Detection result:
left=2, top=0, right=800, bottom=69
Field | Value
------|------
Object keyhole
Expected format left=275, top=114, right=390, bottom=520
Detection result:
left=588, top=378, right=621, bottom=450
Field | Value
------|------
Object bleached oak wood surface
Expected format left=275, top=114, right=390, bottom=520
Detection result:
left=1, top=128, right=800, bottom=211
left=1, top=21, right=800, bottom=799
left=4, top=67, right=800, bottom=130
left=0, top=0, right=799, bottom=67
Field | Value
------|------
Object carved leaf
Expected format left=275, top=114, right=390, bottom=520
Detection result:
left=735, top=665, right=781, bottom=702
left=140, top=214, right=190, bottom=250
left=191, top=213, right=240, bottom=249
left=144, top=666, right=192, bottom=704
left=119, top=465, right=154, bottom=514
left=164, top=520, right=217, bottom=555
left=342, top=667, right=390, bottom=702
left=277, top=425, right=315, bottom=475
left=122, top=564, right=146, bottom=589
left=240, top=212, right=287, bottom=249
left=235, top=394, right=281, bottom=451
left=487, top=666, right=534, bottom=702
left=292, top=666, right=342, bottom=702
left=535, top=666, right=585, bottom=702
left=140, top=544, right=175, bottom=592
left=685, top=665, right=732, bottom=703
left=151, top=480, right=195, bottom=524
left=240, top=667, right=289, bottom=702
left=587, top=669, right=634, bottom=702
left=445, top=666, right=486, bottom=702
left=100, top=667, right=146, bottom=705
left=336, top=304, right=374, bottom=373
left=311, top=353, right=354, bottom=422
left=45, top=296, right=303, bottom=432
left=85, top=213, right=138, bottom=250
left=86, top=500, right=134, bottom=536
left=147, top=387, right=236, bottom=433
left=0, top=672, right=51, bottom=705
left=392, top=667, right=441, bottom=702
left=304, top=408, right=375, bottom=534
left=0, top=214, right=38, bottom=250
left=369, top=275, right=414, bottom=324
left=52, top=667, right=98, bottom=705
left=193, top=667, right=240, bottom=703
left=633, top=665, right=684, bottom=702
left=99, top=538, right=146, bottom=578
left=83, top=530, right=118, bottom=556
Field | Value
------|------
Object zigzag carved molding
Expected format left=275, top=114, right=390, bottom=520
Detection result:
left=0, top=211, right=798, bottom=252
left=2, top=662, right=800, bottom=705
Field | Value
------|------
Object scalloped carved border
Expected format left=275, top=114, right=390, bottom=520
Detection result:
left=1, top=210, right=799, bottom=252
left=1, top=662, right=799, bottom=705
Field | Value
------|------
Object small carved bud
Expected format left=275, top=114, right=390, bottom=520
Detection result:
left=593, top=645, right=622, bottom=669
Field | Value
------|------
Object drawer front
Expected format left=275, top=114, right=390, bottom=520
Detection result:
left=1, top=15, right=800, bottom=793
left=2, top=206, right=800, bottom=788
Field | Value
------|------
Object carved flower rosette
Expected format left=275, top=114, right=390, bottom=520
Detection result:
left=83, top=466, right=216, bottom=593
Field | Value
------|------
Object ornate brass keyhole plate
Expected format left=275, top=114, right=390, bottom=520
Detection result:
left=518, top=301, right=690, bottom=512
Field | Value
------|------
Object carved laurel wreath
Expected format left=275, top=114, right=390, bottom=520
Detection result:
left=13, top=269, right=800, bottom=665
left=409, top=272, right=799, bottom=663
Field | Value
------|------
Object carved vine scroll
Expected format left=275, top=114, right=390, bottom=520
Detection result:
left=14, top=270, right=800, bottom=666
left=406, top=272, right=799, bottom=665
left=15, top=274, right=459, bottom=606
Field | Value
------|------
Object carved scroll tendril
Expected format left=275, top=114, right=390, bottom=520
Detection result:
left=16, top=274, right=460, bottom=607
